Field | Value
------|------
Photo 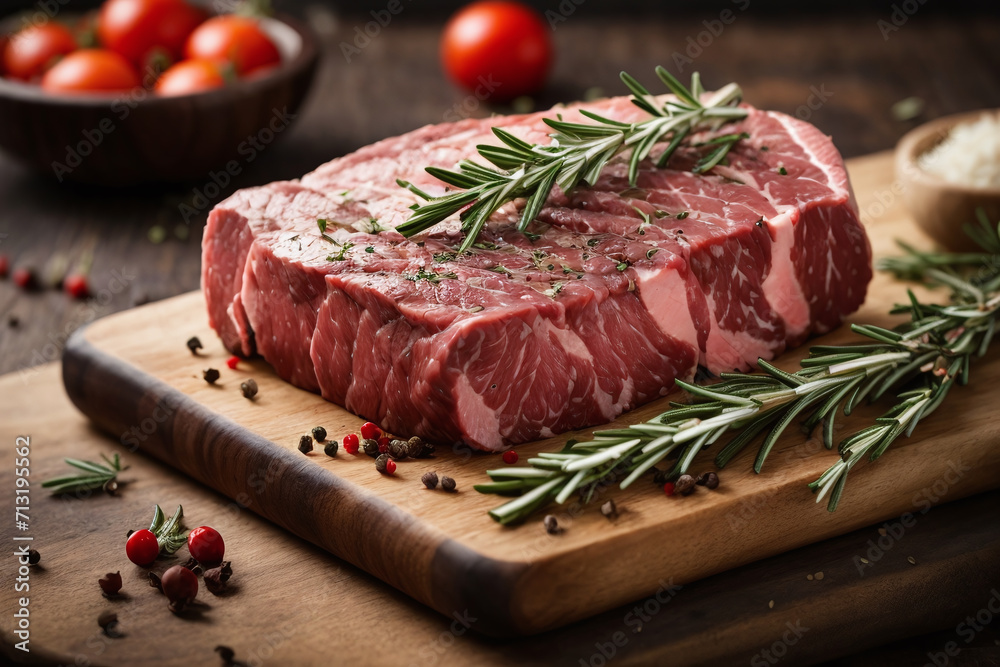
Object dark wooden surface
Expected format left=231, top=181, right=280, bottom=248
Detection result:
left=1, top=6, right=1000, bottom=663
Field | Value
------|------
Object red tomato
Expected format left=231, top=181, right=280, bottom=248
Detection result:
left=184, top=15, right=280, bottom=76
left=2, top=23, right=78, bottom=81
left=155, top=59, right=225, bottom=96
left=440, top=1, right=552, bottom=102
left=187, top=526, right=225, bottom=565
left=41, top=49, right=139, bottom=93
left=98, top=0, right=206, bottom=68
left=126, top=528, right=160, bottom=566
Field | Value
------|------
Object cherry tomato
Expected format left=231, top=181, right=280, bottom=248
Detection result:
left=161, top=564, right=198, bottom=605
left=440, top=1, right=552, bottom=102
left=2, top=23, right=78, bottom=81
left=184, top=15, right=280, bottom=76
left=41, top=49, right=140, bottom=93
left=98, top=0, right=206, bottom=68
left=126, top=528, right=160, bottom=566
left=155, top=59, right=225, bottom=96
left=187, top=526, right=225, bottom=565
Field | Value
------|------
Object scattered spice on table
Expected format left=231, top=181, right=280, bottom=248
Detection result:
left=441, top=476, right=457, bottom=492
left=696, top=472, right=720, bottom=489
left=324, top=440, right=339, bottom=457
left=663, top=482, right=676, bottom=496
left=203, top=561, right=232, bottom=595
left=375, top=454, right=395, bottom=474
left=407, top=436, right=434, bottom=458
left=98, top=611, right=121, bottom=637
left=388, top=439, right=408, bottom=460
left=502, top=449, right=518, bottom=464
left=543, top=515, right=560, bottom=535
left=0, top=254, right=8, bottom=277
left=311, top=426, right=327, bottom=442
left=98, top=571, right=122, bottom=597
left=814, top=571, right=824, bottom=580
left=202, top=368, right=220, bottom=384
left=12, top=267, right=36, bottom=290
left=768, top=600, right=775, bottom=609
left=378, top=436, right=391, bottom=453
left=7, top=314, right=19, bottom=328
left=675, top=474, right=696, bottom=496
left=806, top=574, right=813, bottom=581
left=226, top=355, right=240, bottom=370
left=240, top=379, right=258, bottom=399
left=186, top=336, right=203, bottom=354
left=64, top=273, right=90, bottom=300
left=215, top=645, right=236, bottom=666
left=362, top=438, right=380, bottom=458
left=298, top=435, right=313, bottom=454
left=600, top=499, right=618, bottom=519
left=343, top=433, right=360, bottom=454
left=421, top=471, right=439, bottom=489
left=27, top=549, right=40, bottom=565
left=907, top=556, right=917, bottom=565
left=360, top=421, right=381, bottom=440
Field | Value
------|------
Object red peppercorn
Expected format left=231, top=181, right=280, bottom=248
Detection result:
left=64, top=273, right=90, bottom=300
left=385, top=459, right=396, bottom=475
left=126, top=528, right=160, bottom=566
left=187, top=526, right=225, bottom=566
left=343, top=433, right=360, bottom=454
left=12, top=267, right=35, bottom=290
left=663, top=482, right=676, bottom=496
left=502, top=450, right=518, bottom=464
left=0, top=254, right=9, bottom=278
left=360, top=422, right=381, bottom=440
left=378, top=436, right=390, bottom=453
left=226, top=355, right=240, bottom=369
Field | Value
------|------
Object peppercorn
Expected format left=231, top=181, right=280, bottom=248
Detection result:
left=98, top=611, right=121, bottom=637
left=217, top=561, right=233, bottom=581
left=203, top=368, right=220, bottom=384
left=215, top=645, right=236, bottom=665
left=388, top=439, right=409, bottom=460
left=343, top=433, right=360, bottom=454
left=543, top=515, right=560, bottom=535
left=203, top=566, right=228, bottom=595
left=378, top=436, right=390, bottom=454
left=362, top=438, right=380, bottom=458
left=600, top=499, right=618, bottom=519
left=652, top=467, right=668, bottom=486
left=375, top=453, right=390, bottom=474
left=663, top=482, right=676, bottom=496
left=324, top=441, right=339, bottom=457
left=696, top=472, right=720, bottom=489
left=421, top=471, right=439, bottom=489
left=186, top=336, right=203, bottom=354
left=240, top=378, right=258, bottom=399
left=226, top=355, right=240, bottom=370
left=385, top=459, right=397, bottom=474
left=27, top=549, right=40, bottom=565
left=407, top=436, right=434, bottom=458
left=441, top=476, right=457, bottom=492
left=98, top=571, right=123, bottom=597
left=502, top=450, right=518, bottom=464
left=312, top=426, right=327, bottom=442
left=675, top=474, right=697, bottom=496
left=298, top=434, right=313, bottom=454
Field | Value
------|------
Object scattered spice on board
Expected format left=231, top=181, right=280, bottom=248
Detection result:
left=215, top=645, right=236, bottom=665
left=441, top=476, right=457, bottom=492
left=768, top=600, right=774, bottom=609
left=98, top=572, right=123, bottom=597
left=343, top=434, right=360, bottom=454
left=27, top=549, right=40, bottom=565
left=407, top=436, right=434, bottom=458
left=907, top=556, right=917, bottom=565
left=240, top=379, right=258, bottom=399
left=388, top=439, right=409, bottom=460
left=312, top=426, right=327, bottom=442
left=696, top=472, right=720, bottom=489
left=203, top=368, right=220, bottom=384
left=502, top=450, right=518, bottom=464
left=600, top=500, right=618, bottom=519
left=186, top=336, right=203, bottom=354
left=362, top=438, right=380, bottom=458
left=543, top=515, right=560, bottom=535
left=675, top=474, right=696, bottom=496
left=298, top=435, right=313, bottom=454
left=814, top=571, right=824, bottom=581
left=324, top=441, right=339, bottom=457
left=422, top=471, right=439, bottom=489
left=226, top=355, right=240, bottom=370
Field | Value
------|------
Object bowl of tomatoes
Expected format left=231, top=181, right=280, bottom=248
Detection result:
left=0, top=0, right=318, bottom=185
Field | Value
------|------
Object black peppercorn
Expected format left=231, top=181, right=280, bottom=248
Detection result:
left=312, top=426, right=327, bottom=442
left=186, top=336, right=203, bottom=354
left=27, top=549, right=40, bottom=565
left=362, top=438, right=380, bottom=458
left=215, top=646, right=236, bottom=665
left=675, top=474, right=697, bottom=496
left=696, top=471, right=720, bottom=489
left=388, top=439, right=409, bottom=460
left=543, top=515, right=560, bottom=535
left=441, top=476, right=457, bottom=492
left=298, top=435, right=313, bottom=454
left=375, top=453, right=390, bottom=474
left=203, top=368, right=220, bottom=384
left=407, top=436, right=434, bottom=458
left=240, top=378, right=258, bottom=399
left=421, top=471, right=439, bottom=489
left=324, top=441, right=339, bottom=457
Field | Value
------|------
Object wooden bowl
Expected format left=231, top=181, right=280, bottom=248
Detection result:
left=0, top=14, right=319, bottom=186
left=896, top=109, right=1000, bottom=251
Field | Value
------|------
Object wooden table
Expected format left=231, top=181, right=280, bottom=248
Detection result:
left=1, top=8, right=1000, bottom=665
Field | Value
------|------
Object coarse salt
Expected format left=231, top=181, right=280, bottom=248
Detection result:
left=918, top=114, right=1000, bottom=189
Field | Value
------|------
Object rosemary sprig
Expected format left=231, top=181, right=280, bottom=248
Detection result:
left=477, top=213, right=1000, bottom=524
left=397, top=68, right=748, bottom=252
left=41, top=453, right=127, bottom=495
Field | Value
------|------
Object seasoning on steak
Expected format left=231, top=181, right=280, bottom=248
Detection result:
left=202, top=95, right=872, bottom=451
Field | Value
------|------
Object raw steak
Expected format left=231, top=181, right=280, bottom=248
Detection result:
left=202, top=95, right=872, bottom=451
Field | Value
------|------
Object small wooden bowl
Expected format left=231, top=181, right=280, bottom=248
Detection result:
left=0, top=14, right=318, bottom=186
left=896, top=109, right=1000, bottom=251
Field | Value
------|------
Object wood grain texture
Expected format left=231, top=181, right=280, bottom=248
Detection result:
left=57, top=153, right=1000, bottom=635
left=3, top=363, right=999, bottom=667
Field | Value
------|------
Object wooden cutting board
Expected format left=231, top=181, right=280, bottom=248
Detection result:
left=61, top=152, right=1000, bottom=636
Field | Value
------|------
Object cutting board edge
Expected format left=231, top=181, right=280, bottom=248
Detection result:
left=61, top=325, right=549, bottom=638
